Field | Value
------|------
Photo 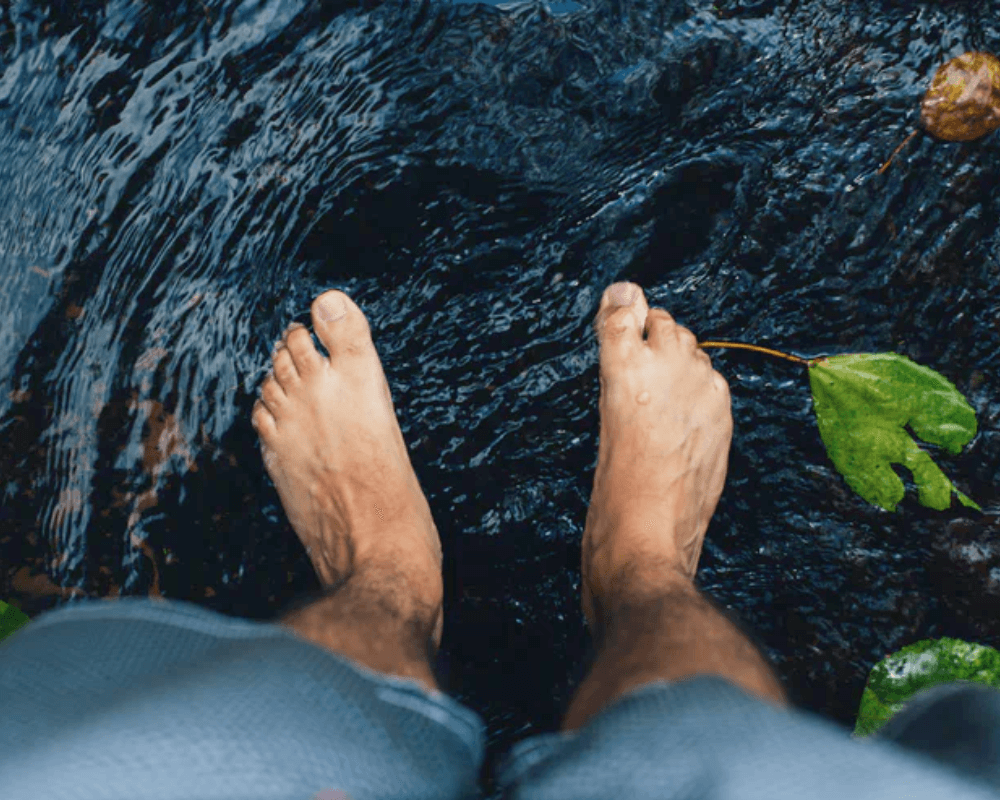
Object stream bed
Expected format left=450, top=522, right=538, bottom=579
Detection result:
left=1, top=0, right=999, bottom=794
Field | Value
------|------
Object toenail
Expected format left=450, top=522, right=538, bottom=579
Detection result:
left=610, top=283, right=637, bottom=307
left=318, top=295, right=346, bottom=323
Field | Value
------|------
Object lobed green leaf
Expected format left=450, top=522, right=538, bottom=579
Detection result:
left=807, top=352, right=981, bottom=513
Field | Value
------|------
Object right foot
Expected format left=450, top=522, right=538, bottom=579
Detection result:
left=581, top=282, right=734, bottom=628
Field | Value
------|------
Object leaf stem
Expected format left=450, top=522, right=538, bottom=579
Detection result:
left=877, top=128, right=921, bottom=175
left=698, top=340, right=826, bottom=367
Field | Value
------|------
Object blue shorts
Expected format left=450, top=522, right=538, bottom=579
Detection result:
left=2, top=597, right=1000, bottom=800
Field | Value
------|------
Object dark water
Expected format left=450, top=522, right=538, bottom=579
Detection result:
left=2, top=0, right=1000, bottom=793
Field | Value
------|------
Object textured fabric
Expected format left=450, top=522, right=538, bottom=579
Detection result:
left=2, top=597, right=1000, bottom=800
left=495, top=675, right=1000, bottom=799
left=0, top=597, right=484, bottom=800
left=863, top=680, right=1000, bottom=791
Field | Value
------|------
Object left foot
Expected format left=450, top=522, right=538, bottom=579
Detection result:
left=252, top=290, right=444, bottom=644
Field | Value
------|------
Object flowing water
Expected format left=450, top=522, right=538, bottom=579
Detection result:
left=2, top=0, right=1000, bottom=793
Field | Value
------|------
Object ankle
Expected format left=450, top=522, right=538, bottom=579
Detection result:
left=584, top=555, right=693, bottom=636
left=565, top=578, right=788, bottom=732
left=603, top=584, right=787, bottom=705
left=279, top=570, right=443, bottom=691
left=309, top=525, right=444, bottom=609
left=361, top=546, right=444, bottom=615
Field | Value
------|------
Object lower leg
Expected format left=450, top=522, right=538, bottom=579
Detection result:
left=562, top=281, right=789, bottom=733
left=278, top=553, right=444, bottom=694
left=251, top=291, right=450, bottom=696
left=562, top=560, right=788, bottom=732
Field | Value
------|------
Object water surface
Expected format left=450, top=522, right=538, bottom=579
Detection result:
left=1, top=0, right=999, bottom=793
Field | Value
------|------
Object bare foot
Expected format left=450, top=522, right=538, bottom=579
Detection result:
left=581, top=281, right=733, bottom=628
left=251, top=290, right=444, bottom=645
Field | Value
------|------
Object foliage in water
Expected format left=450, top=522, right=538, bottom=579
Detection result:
left=878, top=50, right=1000, bottom=173
left=807, top=352, right=981, bottom=514
left=0, top=599, right=30, bottom=645
left=920, top=51, right=1000, bottom=142
left=853, top=637, right=1000, bottom=739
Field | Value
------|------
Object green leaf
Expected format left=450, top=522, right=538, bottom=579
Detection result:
left=807, top=352, right=981, bottom=513
left=0, top=598, right=30, bottom=644
left=853, top=637, right=1000, bottom=739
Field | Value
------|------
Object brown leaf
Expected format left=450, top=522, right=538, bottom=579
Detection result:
left=921, top=51, right=1000, bottom=142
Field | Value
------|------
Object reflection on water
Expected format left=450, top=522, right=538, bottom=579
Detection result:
left=1, top=0, right=999, bottom=792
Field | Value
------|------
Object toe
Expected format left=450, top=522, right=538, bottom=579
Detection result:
left=311, top=290, right=373, bottom=359
left=251, top=399, right=285, bottom=479
left=260, top=372, right=285, bottom=413
left=283, top=323, right=323, bottom=374
left=593, top=281, right=651, bottom=359
left=643, top=307, right=682, bottom=351
left=645, top=308, right=711, bottom=366
left=272, top=346, right=299, bottom=389
left=251, top=397, right=276, bottom=436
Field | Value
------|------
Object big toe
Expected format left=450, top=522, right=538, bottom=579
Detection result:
left=593, top=281, right=651, bottom=358
left=311, top=290, right=373, bottom=357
